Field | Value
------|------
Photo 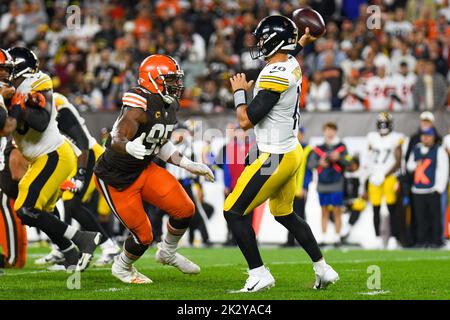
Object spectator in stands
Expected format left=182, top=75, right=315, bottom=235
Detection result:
left=338, top=69, right=367, bottom=111
left=366, top=65, right=393, bottom=111
left=407, top=127, right=448, bottom=248
left=94, top=48, right=120, bottom=109
left=413, top=60, right=448, bottom=110
left=321, top=51, right=343, bottom=109
left=391, top=39, right=417, bottom=74
left=340, top=47, right=364, bottom=80
left=306, top=71, right=332, bottom=111
left=391, top=61, right=416, bottom=111
left=309, top=122, right=350, bottom=244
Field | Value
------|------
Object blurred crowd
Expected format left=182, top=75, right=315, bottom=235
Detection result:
left=0, top=0, right=449, bottom=112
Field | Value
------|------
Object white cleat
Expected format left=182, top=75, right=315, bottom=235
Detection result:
left=35, top=249, right=65, bottom=265
left=155, top=243, right=200, bottom=274
left=94, top=240, right=121, bottom=267
left=313, top=264, right=339, bottom=289
left=237, top=266, right=275, bottom=293
left=111, top=256, right=152, bottom=284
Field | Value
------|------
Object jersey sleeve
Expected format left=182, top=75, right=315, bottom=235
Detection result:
left=31, top=73, right=53, bottom=93
left=258, top=66, right=291, bottom=93
left=122, top=89, right=147, bottom=110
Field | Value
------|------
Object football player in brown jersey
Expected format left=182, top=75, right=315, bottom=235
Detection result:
left=94, top=54, right=214, bottom=284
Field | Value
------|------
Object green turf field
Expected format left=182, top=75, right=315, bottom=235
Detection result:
left=1, top=246, right=449, bottom=300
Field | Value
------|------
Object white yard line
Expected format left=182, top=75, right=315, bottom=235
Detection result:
left=4, top=255, right=449, bottom=277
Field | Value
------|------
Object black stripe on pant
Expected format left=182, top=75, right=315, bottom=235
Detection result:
left=22, top=151, right=59, bottom=209
left=229, top=153, right=283, bottom=215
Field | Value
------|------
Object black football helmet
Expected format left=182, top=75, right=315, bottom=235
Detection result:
left=7, top=47, right=39, bottom=79
left=250, top=15, right=298, bottom=60
left=376, top=112, right=393, bottom=135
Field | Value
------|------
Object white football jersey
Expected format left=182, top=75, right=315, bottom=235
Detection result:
left=253, top=55, right=301, bottom=154
left=54, top=92, right=97, bottom=149
left=367, top=131, right=404, bottom=175
left=13, top=71, right=64, bottom=161
left=339, top=83, right=367, bottom=111
left=390, top=73, right=416, bottom=111
left=365, top=76, right=393, bottom=111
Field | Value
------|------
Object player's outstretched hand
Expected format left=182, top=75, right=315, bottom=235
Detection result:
left=230, top=73, right=254, bottom=92
left=298, top=27, right=324, bottom=47
left=126, top=132, right=150, bottom=160
left=180, top=158, right=215, bottom=182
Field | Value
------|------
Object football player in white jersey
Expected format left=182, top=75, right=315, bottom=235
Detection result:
left=225, top=16, right=338, bottom=292
left=391, top=61, right=416, bottom=111
left=366, top=112, right=404, bottom=248
left=35, top=92, right=120, bottom=268
left=0, top=47, right=100, bottom=271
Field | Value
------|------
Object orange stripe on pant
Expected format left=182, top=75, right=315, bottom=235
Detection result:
left=0, top=193, right=27, bottom=268
left=94, top=162, right=195, bottom=245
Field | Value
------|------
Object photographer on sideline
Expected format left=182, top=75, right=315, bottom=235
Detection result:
left=309, top=122, right=350, bottom=245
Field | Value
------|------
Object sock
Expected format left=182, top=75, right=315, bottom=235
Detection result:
left=162, top=218, right=190, bottom=253
left=64, top=225, right=78, bottom=240
left=224, top=211, right=263, bottom=270
left=117, top=251, right=135, bottom=268
left=373, top=206, right=381, bottom=236
left=121, top=235, right=148, bottom=264
left=77, top=204, right=109, bottom=244
left=275, top=212, right=323, bottom=262
left=61, top=243, right=79, bottom=266
left=249, top=265, right=266, bottom=275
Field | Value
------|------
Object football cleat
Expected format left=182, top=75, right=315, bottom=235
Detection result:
left=155, top=243, right=200, bottom=274
left=313, top=264, right=339, bottom=289
left=35, top=248, right=65, bottom=265
left=238, top=266, right=275, bottom=293
left=75, top=231, right=101, bottom=272
left=111, top=256, right=152, bottom=284
left=94, top=240, right=121, bottom=267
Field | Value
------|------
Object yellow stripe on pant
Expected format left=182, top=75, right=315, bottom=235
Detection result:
left=224, top=144, right=302, bottom=216
left=14, top=140, right=77, bottom=212
left=62, top=143, right=105, bottom=203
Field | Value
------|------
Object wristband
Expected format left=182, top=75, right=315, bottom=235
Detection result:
left=9, top=104, right=22, bottom=120
left=233, top=89, right=247, bottom=109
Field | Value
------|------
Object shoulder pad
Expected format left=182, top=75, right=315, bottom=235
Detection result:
left=31, top=72, right=53, bottom=92
left=122, top=88, right=148, bottom=111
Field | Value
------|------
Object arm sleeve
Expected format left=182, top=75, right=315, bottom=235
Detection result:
left=291, top=44, right=304, bottom=57
left=246, top=90, right=281, bottom=126
left=57, top=108, right=89, bottom=150
left=23, top=107, right=50, bottom=133
left=156, top=140, right=178, bottom=162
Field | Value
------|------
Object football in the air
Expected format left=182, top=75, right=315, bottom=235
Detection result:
left=292, top=7, right=326, bottom=37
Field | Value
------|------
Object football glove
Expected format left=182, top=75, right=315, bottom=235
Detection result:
left=179, top=157, right=215, bottom=182
left=126, top=132, right=151, bottom=160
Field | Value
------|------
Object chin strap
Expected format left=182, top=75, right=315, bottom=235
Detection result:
left=148, top=70, right=175, bottom=104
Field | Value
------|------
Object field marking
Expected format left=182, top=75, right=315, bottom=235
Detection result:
left=4, top=255, right=450, bottom=277
left=359, top=290, right=391, bottom=295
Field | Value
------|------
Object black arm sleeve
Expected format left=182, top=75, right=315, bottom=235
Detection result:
left=246, top=90, right=281, bottom=126
left=23, top=107, right=50, bottom=132
left=291, top=43, right=304, bottom=57
left=57, top=108, right=89, bottom=150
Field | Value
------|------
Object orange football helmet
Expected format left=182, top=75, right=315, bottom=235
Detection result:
left=0, top=48, right=14, bottom=82
left=138, top=54, right=184, bottom=103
